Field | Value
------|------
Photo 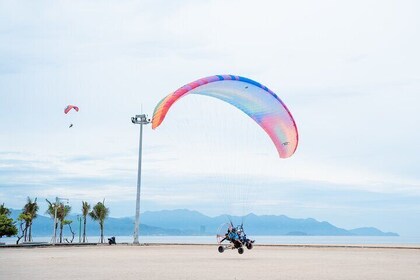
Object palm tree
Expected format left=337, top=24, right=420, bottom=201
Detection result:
left=81, top=201, right=90, bottom=243
left=45, top=199, right=71, bottom=243
left=89, top=200, right=109, bottom=243
left=45, top=199, right=58, bottom=242
left=57, top=204, right=71, bottom=243
left=63, top=220, right=75, bottom=243
left=23, top=197, right=39, bottom=242
left=16, top=213, right=30, bottom=244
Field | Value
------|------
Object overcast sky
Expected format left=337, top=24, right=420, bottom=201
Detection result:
left=1, top=0, right=419, bottom=236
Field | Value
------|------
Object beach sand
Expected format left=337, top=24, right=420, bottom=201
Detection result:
left=1, top=244, right=419, bottom=280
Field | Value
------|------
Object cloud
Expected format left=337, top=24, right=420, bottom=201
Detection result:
left=0, top=0, right=419, bottom=235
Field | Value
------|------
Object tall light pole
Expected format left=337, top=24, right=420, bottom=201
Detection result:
left=131, top=114, right=150, bottom=244
left=77, top=215, right=82, bottom=243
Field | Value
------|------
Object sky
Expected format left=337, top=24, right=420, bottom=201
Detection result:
left=1, top=0, right=419, bottom=236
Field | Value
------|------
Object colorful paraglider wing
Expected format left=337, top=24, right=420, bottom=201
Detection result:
left=64, top=105, right=79, bottom=114
left=152, top=75, right=298, bottom=158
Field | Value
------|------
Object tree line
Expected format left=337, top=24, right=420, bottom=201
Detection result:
left=0, top=198, right=109, bottom=244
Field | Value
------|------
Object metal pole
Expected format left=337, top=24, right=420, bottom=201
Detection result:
left=78, top=215, right=82, bottom=243
left=132, top=114, right=150, bottom=244
left=52, top=197, right=58, bottom=245
left=134, top=121, right=143, bottom=244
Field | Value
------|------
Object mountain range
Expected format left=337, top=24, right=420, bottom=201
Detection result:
left=7, top=209, right=398, bottom=238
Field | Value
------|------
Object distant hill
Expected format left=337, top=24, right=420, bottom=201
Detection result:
left=7, top=209, right=398, bottom=237
left=140, top=209, right=398, bottom=236
left=349, top=227, right=398, bottom=236
left=8, top=209, right=181, bottom=237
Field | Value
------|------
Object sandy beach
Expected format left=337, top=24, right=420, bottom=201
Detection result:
left=1, top=244, right=419, bottom=280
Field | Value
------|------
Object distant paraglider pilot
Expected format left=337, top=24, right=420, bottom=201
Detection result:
left=64, top=105, right=79, bottom=128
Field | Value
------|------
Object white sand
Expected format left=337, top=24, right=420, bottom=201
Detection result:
left=1, top=245, right=419, bottom=280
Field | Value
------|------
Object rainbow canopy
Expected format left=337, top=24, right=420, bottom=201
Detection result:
left=152, top=75, right=298, bottom=158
